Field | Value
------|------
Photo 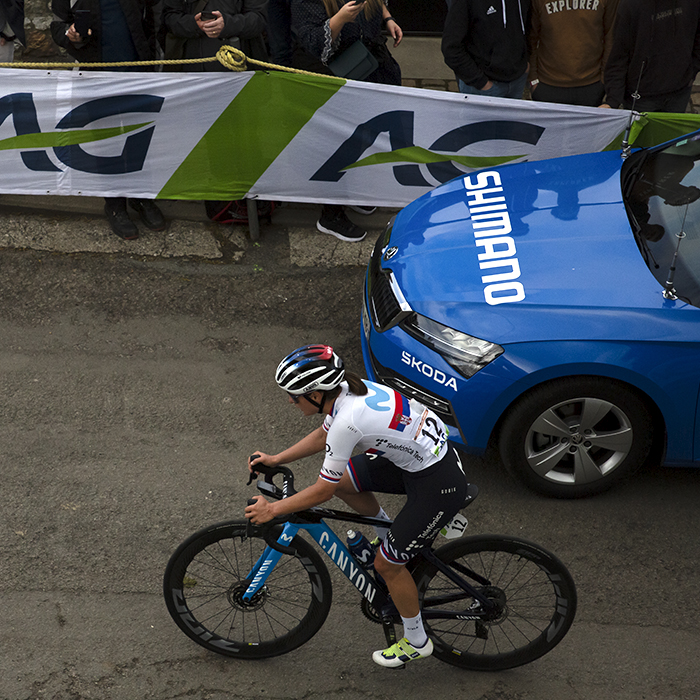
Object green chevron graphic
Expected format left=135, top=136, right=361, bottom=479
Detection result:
left=158, top=72, right=344, bottom=199
left=343, top=146, right=526, bottom=170
left=0, top=122, right=151, bottom=151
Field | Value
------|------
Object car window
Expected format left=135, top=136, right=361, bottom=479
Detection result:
left=623, top=133, right=700, bottom=305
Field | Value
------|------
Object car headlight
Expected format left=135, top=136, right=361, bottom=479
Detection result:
left=400, top=313, right=503, bottom=379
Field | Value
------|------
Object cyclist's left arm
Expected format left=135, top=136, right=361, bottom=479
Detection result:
left=245, top=476, right=337, bottom=524
left=249, top=425, right=327, bottom=472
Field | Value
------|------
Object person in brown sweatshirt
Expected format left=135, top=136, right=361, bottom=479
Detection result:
left=528, top=0, right=619, bottom=106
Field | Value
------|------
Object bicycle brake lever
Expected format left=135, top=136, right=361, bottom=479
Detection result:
left=247, top=454, right=266, bottom=485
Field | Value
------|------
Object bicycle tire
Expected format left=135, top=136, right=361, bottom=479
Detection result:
left=163, top=520, right=333, bottom=659
left=412, top=534, right=577, bottom=671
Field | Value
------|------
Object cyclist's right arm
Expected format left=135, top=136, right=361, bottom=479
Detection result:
left=249, top=425, right=327, bottom=472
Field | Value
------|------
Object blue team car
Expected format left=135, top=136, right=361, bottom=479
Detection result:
left=362, top=128, right=700, bottom=497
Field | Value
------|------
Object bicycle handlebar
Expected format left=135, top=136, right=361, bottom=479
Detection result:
left=246, top=455, right=298, bottom=555
left=247, top=455, right=297, bottom=497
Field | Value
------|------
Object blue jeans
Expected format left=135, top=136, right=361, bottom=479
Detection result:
left=459, top=73, right=527, bottom=99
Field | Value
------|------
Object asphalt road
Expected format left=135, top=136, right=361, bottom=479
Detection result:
left=1, top=231, right=699, bottom=700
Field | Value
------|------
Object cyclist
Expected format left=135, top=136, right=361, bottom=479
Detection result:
left=245, top=344, right=468, bottom=667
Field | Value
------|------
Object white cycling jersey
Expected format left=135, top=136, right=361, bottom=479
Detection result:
left=320, top=380, right=450, bottom=484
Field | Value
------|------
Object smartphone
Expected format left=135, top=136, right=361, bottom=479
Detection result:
left=200, top=11, right=217, bottom=19
left=73, top=9, right=91, bottom=37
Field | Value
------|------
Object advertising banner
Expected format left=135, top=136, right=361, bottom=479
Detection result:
left=0, top=67, right=694, bottom=207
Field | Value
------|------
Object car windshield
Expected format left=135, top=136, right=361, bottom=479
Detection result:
left=622, top=131, right=700, bottom=306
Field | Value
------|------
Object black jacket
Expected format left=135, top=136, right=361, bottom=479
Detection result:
left=0, top=0, right=25, bottom=44
left=441, top=0, right=530, bottom=89
left=162, top=0, right=267, bottom=71
left=51, top=0, right=157, bottom=62
left=604, top=0, right=700, bottom=108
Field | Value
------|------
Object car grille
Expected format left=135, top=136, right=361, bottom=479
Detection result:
left=367, top=348, right=463, bottom=439
left=367, top=224, right=412, bottom=332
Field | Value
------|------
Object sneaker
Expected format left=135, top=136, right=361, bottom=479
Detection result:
left=372, top=637, right=433, bottom=668
left=104, top=204, right=138, bottom=240
left=317, top=208, right=367, bottom=242
left=129, top=199, right=167, bottom=231
left=348, top=205, right=376, bottom=215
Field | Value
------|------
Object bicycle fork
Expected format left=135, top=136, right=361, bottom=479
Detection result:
left=242, top=521, right=401, bottom=648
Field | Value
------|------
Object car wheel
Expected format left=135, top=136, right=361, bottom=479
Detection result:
left=498, top=377, right=653, bottom=498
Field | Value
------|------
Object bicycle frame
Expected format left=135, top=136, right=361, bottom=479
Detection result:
left=243, top=518, right=391, bottom=611
left=242, top=508, right=499, bottom=622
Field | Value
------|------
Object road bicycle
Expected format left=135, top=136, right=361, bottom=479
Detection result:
left=163, top=463, right=577, bottom=670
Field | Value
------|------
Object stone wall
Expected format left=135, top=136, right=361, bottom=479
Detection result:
left=16, top=0, right=69, bottom=61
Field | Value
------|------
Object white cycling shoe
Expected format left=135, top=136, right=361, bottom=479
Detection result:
left=372, top=637, right=434, bottom=668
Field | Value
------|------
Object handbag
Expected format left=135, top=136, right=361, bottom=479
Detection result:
left=328, top=40, right=378, bottom=81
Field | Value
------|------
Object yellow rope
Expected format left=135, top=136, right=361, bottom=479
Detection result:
left=0, top=45, right=343, bottom=80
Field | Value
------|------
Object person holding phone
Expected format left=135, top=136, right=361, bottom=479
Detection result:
left=290, top=0, right=403, bottom=242
left=292, top=0, right=402, bottom=83
left=50, top=0, right=168, bottom=241
left=161, top=0, right=269, bottom=226
left=162, top=0, right=267, bottom=72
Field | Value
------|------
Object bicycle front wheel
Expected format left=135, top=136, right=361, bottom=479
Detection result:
left=413, top=535, right=577, bottom=671
left=163, top=520, right=333, bottom=659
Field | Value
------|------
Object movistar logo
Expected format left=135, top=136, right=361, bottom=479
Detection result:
left=312, top=112, right=544, bottom=187
left=0, top=92, right=164, bottom=173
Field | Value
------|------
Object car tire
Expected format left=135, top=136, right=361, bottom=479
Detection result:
left=498, top=377, right=653, bottom=498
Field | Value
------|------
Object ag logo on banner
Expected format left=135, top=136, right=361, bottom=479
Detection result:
left=0, top=93, right=163, bottom=173
left=312, top=111, right=545, bottom=187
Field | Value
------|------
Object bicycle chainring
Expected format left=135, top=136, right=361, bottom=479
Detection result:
left=360, top=598, right=383, bottom=624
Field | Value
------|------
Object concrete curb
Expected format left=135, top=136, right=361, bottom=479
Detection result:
left=0, top=195, right=392, bottom=265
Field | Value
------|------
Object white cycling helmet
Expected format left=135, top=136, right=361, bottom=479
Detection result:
left=275, top=344, right=346, bottom=396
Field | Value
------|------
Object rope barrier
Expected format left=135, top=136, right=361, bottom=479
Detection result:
left=0, top=45, right=344, bottom=80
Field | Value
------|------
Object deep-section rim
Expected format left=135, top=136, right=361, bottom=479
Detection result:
left=413, top=534, right=577, bottom=671
left=163, top=520, right=333, bottom=659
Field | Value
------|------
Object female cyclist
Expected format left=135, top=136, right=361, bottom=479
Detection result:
left=245, top=344, right=468, bottom=667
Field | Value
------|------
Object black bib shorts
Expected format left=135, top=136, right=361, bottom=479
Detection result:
left=347, top=446, right=468, bottom=565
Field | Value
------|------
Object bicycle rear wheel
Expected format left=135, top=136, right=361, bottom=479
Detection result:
left=412, top=535, right=577, bottom=671
left=163, top=520, right=333, bottom=659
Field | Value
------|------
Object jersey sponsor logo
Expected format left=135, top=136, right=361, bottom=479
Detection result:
left=400, top=351, right=459, bottom=391
left=464, top=170, right=526, bottom=306
left=363, top=383, right=392, bottom=412
left=374, top=438, right=425, bottom=463
left=416, top=510, right=445, bottom=542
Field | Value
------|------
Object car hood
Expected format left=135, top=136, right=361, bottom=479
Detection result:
left=383, top=151, right=693, bottom=344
